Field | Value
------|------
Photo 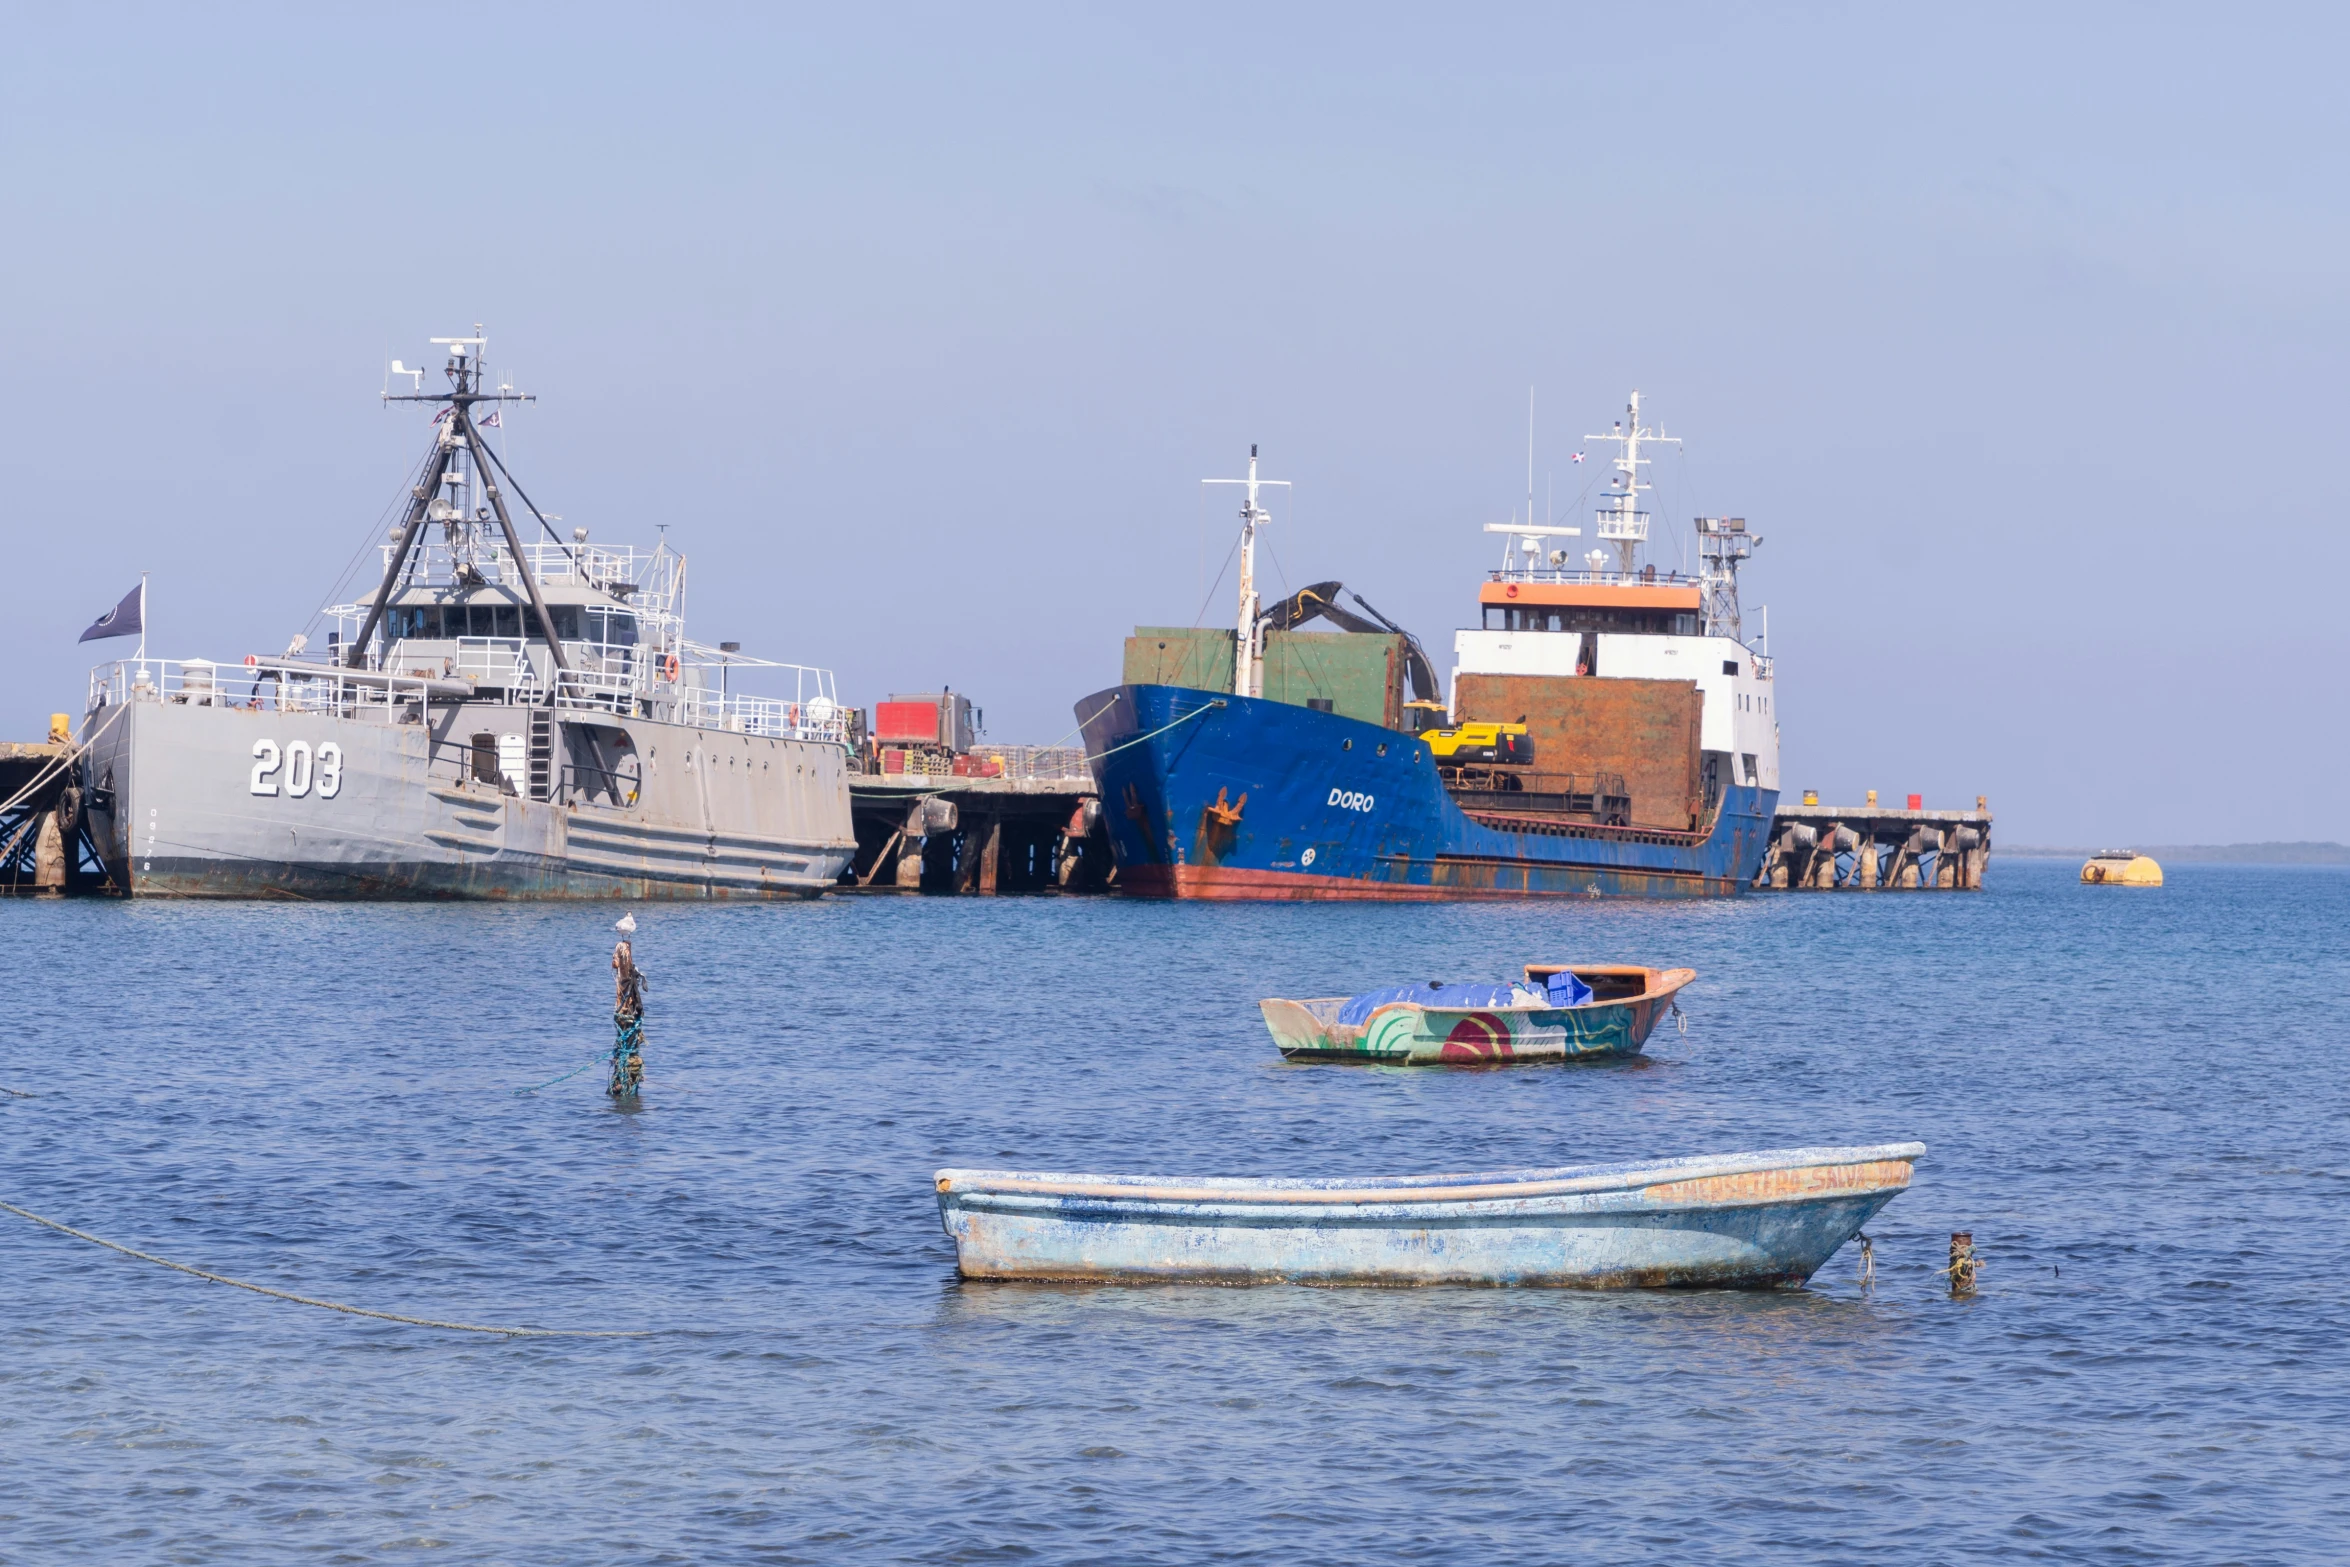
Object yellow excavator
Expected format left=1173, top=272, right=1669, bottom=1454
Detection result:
left=1407, top=702, right=1536, bottom=767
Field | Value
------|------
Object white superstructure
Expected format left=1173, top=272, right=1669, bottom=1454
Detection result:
left=1450, top=392, right=1780, bottom=794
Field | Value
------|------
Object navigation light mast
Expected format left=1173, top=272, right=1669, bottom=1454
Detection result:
left=1696, top=515, right=1764, bottom=642
left=1204, top=445, right=1290, bottom=700
left=1586, top=391, right=1679, bottom=576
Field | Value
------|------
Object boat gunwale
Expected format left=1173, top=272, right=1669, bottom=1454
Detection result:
left=1275, top=965, right=1696, bottom=1021
left=935, top=1142, right=1925, bottom=1208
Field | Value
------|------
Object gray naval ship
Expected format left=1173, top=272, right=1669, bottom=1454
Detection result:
left=79, top=332, right=856, bottom=898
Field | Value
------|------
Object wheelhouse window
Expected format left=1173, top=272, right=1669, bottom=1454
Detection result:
left=1482, top=604, right=1699, bottom=635
left=585, top=607, right=639, bottom=647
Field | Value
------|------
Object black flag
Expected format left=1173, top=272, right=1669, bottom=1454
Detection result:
left=79, top=584, right=143, bottom=642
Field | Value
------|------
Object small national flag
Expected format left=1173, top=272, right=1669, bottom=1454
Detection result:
left=79, top=584, right=143, bottom=643
left=480, top=410, right=501, bottom=428
left=431, top=407, right=454, bottom=425
left=1570, top=452, right=1584, bottom=464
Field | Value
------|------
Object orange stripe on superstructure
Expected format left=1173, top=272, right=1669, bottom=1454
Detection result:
left=1478, top=581, right=1702, bottom=610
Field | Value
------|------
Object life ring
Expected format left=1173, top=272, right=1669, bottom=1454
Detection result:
left=1505, top=583, right=1519, bottom=598
left=663, top=653, right=680, bottom=682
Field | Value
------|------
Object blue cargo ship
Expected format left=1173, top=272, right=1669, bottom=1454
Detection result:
left=1076, top=396, right=1782, bottom=900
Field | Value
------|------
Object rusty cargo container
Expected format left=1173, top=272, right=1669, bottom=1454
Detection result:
left=1452, top=673, right=1706, bottom=832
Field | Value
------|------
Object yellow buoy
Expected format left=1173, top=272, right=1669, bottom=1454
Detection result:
left=2081, top=851, right=2162, bottom=887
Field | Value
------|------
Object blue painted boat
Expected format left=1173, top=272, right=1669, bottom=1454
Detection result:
left=935, top=1143, right=1923, bottom=1288
left=1077, top=685, right=1777, bottom=900
left=1260, top=962, right=1695, bottom=1063
left=1077, top=404, right=1786, bottom=902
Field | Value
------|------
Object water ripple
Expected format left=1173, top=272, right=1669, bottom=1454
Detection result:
left=2, top=861, right=2345, bottom=1562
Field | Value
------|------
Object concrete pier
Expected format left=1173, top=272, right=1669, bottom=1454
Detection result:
left=1757, top=797, right=1992, bottom=890
left=1, top=736, right=114, bottom=895
left=842, top=746, right=1107, bottom=894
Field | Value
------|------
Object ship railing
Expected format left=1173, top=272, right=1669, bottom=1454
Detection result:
left=1444, top=769, right=1636, bottom=825
left=670, top=654, right=848, bottom=743
left=1486, top=566, right=1699, bottom=587
left=550, top=666, right=641, bottom=717
left=379, top=636, right=642, bottom=692
left=86, top=657, right=455, bottom=720
left=447, top=637, right=537, bottom=690
left=671, top=686, right=851, bottom=744
left=336, top=536, right=686, bottom=644
left=368, top=538, right=660, bottom=592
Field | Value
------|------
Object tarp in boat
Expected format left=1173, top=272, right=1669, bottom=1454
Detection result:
left=1336, top=970, right=1594, bottom=1027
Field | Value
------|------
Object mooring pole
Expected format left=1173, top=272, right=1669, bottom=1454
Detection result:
left=1948, top=1231, right=1978, bottom=1296
left=610, top=914, right=645, bottom=1099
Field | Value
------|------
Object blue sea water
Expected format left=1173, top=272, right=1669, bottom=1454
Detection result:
left=2, top=858, right=2346, bottom=1564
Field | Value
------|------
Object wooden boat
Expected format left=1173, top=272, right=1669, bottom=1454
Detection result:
left=936, top=1142, right=1923, bottom=1288
left=1258, top=963, right=1696, bottom=1063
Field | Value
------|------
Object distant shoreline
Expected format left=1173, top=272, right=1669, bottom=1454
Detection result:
left=2001, top=842, right=2350, bottom=865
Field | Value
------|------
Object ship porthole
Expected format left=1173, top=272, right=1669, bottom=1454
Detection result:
left=1376, top=743, right=1387, bottom=757
left=1341, top=738, right=1352, bottom=751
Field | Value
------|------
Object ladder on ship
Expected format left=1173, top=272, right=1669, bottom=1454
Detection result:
left=527, top=710, right=553, bottom=802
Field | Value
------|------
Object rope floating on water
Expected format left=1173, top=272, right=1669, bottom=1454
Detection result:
left=513, top=1050, right=610, bottom=1095
left=0, top=1200, right=649, bottom=1338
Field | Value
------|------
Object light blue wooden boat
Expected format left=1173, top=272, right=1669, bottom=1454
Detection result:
left=935, top=1142, right=1924, bottom=1288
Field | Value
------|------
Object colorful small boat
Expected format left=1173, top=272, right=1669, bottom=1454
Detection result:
left=935, top=1142, right=1923, bottom=1288
left=1258, top=963, right=1695, bottom=1063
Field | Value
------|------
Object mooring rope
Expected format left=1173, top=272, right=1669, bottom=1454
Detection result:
left=512, top=1050, right=612, bottom=1095
left=1024, top=696, right=1122, bottom=757
left=1081, top=699, right=1225, bottom=765
left=0, top=1200, right=648, bottom=1338
left=0, top=703, right=124, bottom=822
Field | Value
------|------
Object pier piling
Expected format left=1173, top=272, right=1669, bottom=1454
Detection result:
left=1, top=739, right=116, bottom=896
left=844, top=745, right=1106, bottom=895
left=1758, top=799, right=1992, bottom=891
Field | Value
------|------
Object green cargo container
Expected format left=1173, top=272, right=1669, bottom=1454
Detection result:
left=1124, top=627, right=1235, bottom=693
left=1261, top=630, right=1403, bottom=728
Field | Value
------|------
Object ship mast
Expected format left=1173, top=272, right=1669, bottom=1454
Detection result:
left=1696, top=515, right=1763, bottom=641
left=1203, top=445, right=1289, bottom=699
left=354, top=330, right=567, bottom=677
left=1586, top=391, right=1679, bottom=577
